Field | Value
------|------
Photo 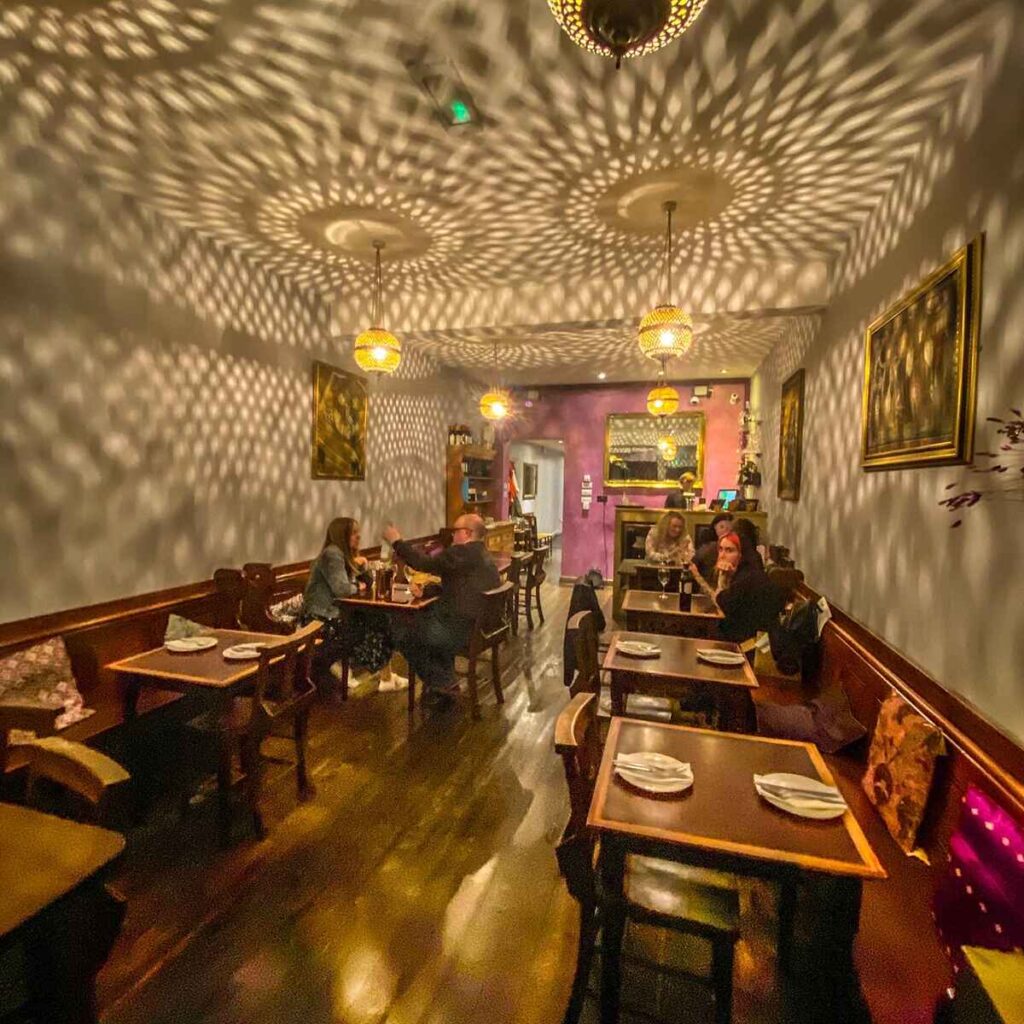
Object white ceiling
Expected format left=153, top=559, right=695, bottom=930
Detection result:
left=0, top=0, right=1003, bottom=383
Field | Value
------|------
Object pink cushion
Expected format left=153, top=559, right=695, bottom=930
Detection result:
left=933, top=785, right=1024, bottom=974
left=0, top=637, right=92, bottom=732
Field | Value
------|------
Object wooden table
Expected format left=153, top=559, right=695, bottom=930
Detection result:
left=0, top=802, right=125, bottom=1023
left=588, top=719, right=886, bottom=1023
left=603, top=630, right=758, bottom=731
left=108, top=628, right=288, bottom=837
left=622, top=589, right=724, bottom=639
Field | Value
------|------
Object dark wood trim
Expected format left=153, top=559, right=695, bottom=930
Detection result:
left=798, top=583, right=1024, bottom=817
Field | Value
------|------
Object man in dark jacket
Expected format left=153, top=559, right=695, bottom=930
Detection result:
left=383, top=514, right=499, bottom=703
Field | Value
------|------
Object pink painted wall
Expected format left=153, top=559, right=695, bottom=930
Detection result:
left=502, top=380, right=748, bottom=579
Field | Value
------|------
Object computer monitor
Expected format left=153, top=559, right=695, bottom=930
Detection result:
left=717, top=488, right=738, bottom=508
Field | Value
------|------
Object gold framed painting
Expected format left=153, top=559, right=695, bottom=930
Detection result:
left=311, top=360, right=367, bottom=480
left=861, top=237, right=982, bottom=470
left=778, top=368, right=805, bottom=501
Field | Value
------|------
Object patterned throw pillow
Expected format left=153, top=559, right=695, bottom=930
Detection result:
left=861, top=693, right=945, bottom=854
left=269, top=593, right=304, bottom=624
left=933, top=785, right=1024, bottom=975
left=164, top=614, right=213, bottom=641
left=0, top=636, right=94, bottom=735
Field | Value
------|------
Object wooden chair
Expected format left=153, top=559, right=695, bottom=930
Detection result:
left=187, top=622, right=320, bottom=838
left=566, top=610, right=601, bottom=696
left=447, top=582, right=512, bottom=721
left=767, top=567, right=805, bottom=604
left=518, top=545, right=548, bottom=630
left=239, top=562, right=295, bottom=635
left=506, top=552, right=532, bottom=636
left=554, top=693, right=740, bottom=1024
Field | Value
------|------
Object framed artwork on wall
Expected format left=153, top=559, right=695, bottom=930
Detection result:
left=861, top=237, right=982, bottom=470
left=310, top=360, right=367, bottom=480
left=778, top=368, right=805, bottom=501
left=522, top=462, right=538, bottom=499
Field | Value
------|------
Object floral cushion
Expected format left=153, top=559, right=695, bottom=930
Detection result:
left=0, top=636, right=94, bottom=736
left=164, top=614, right=213, bottom=641
left=861, top=693, right=945, bottom=854
left=269, top=593, right=304, bottom=623
left=933, top=785, right=1024, bottom=975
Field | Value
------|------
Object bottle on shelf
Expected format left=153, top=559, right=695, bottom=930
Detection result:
left=678, top=564, right=695, bottom=612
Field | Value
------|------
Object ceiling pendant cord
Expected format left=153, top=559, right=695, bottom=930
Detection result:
left=372, top=240, right=385, bottom=328
left=662, top=199, right=676, bottom=304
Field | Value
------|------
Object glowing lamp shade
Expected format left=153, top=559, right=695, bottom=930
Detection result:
left=638, top=305, right=693, bottom=362
left=546, top=0, right=709, bottom=67
left=657, top=436, right=678, bottom=461
left=646, top=383, right=680, bottom=417
left=479, top=388, right=512, bottom=422
left=354, top=327, right=402, bottom=374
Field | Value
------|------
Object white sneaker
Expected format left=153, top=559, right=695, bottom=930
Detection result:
left=377, top=673, right=409, bottom=692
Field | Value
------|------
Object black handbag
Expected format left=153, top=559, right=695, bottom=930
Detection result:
left=768, top=598, right=820, bottom=677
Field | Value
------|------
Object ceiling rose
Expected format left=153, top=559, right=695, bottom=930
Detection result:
left=547, top=0, right=709, bottom=68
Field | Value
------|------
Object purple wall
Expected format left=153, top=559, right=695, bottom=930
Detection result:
left=502, top=380, right=749, bottom=579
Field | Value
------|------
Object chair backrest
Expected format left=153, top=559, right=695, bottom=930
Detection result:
left=509, top=551, right=531, bottom=586
left=252, top=621, right=321, bottom=719
left=213, top=568, right=245, bottom=628
left=474, top=582, right=513, bottom=647
left=767, top=567, right=805, bottom=603
left=555, top=693, right=602, bottom=838
left=566, top=610, right=600, bottom=696
left=238, top=562, right=295, bottom=635
left=528, top=545, right=547, bottom=584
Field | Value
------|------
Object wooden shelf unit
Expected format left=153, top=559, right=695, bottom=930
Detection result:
left=445, top=444, right=500, bottom=525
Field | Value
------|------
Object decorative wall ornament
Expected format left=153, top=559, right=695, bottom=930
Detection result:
left=637, top=201, right=694, bottom=367
left=547, top=0, right=710, bottom=69
left=862, top=237, right=982, bottom=470
left=646, top=383, right=680, bottom=417
left=777, top=368, right=805, bottom=501
left=939, top=406, right=1024, bottom=527
left=311, top=360, right=367, bottom=481
left=353, top=241, right=402, bottom=375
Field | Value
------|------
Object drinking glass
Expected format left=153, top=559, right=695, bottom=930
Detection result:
left=657, top=567, right=670, bottom=597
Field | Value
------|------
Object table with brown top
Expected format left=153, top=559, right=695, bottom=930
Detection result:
left=603, top=630, right=758, bottom=731
left=0, top=802, right=126, bottom=1023
left=588, top=718, right=887, bottom=1023
left=622, top=589, right=725, bottom=640
left=108, top=628, right=289, bottom=836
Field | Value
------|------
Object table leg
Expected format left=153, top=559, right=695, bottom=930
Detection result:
left=777, top=873, right=799, bottom=974
left=719, top=688, right=755, bottom=733
left=598, top=836, right=627, bottom=1024
left=610, top=671, right=626, bottom=717
left=122, top=674, right=141, bottom=721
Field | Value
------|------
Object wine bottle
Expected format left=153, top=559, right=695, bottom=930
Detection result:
left=678, top=565, right=695, bottom=612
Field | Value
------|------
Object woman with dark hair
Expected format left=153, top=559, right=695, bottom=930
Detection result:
left=692, top=530, right=784, bottom=643
left=302, top=517, right=406, bottom=691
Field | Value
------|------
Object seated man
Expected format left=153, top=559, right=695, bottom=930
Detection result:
left=383, top=514, right=500, bottom=706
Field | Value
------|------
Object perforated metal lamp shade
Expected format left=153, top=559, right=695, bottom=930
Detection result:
left=657, top=436, right=678, bottom=461
left=646, top=383, right=680, bottom=417
left=638, top=305, right=693, bottom=361
left=546, top=0, right=709, bottom=66
left=354, top=327, right=402, bottom=374
left=479, top=388, right=512, bottom=422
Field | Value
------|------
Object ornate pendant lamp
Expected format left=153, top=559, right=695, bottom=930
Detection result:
left=646, top=382, right=680, bottom=417
left=547, top=0, right=709, bottom=69
left=479, top=340, right=512, bottom=422
left=657, top=435, right=678, bottom=461
left=638, top=201, right=694, bottom=365
left=353, top=241, right=402, bottom=375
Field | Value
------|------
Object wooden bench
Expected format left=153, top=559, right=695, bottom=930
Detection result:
left=756, top=588, right=1024, bottom=1024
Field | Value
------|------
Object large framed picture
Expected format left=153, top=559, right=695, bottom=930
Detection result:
left=310, top=360, right=367, bottom=480
left=778, top=368, right=805, bottom=501
left=522, top=462, right=538, bottom=499
left=861, top=237, right=982, bottom=470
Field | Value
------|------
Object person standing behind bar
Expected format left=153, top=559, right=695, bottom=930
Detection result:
left=664, top=471, right=697, bottom=509
left=382, top=514, right=499, bottom=707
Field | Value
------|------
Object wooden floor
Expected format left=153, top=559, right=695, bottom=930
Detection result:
left=99, top=577, right=870, bottom=1024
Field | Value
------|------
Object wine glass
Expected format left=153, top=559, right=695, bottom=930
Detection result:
left=657, top=567, right=670, bottom=598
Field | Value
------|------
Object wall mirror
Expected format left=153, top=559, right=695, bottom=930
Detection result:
left=604, top=412, right=705, bottom=488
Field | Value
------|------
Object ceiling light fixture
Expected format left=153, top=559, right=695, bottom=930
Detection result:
left=657, top=436, right=678, bottom=461
left=547, top=0, right=709, bottom=69
left=597, top=371, right=607, bottom=380
left=638, top=200, right=693, bottom=367
left=479, top=340, right=512, bottom=422
left=353, top=241, right=401, bottom=375
left=646, top=383, right=680, bottom=417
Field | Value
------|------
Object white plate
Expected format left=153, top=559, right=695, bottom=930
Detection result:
left=616, top=640, right=661, bottom=659
left=165, top=637, right=217, bottom=653
left=223, top=643, right=267, bottom=661
left=754, top=772, right=847, bottom=819
left=615, top=751, right=693, bottom=794
left=696, top=648, right=747, bottom=667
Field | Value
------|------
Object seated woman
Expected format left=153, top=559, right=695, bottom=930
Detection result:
left=693, top=530, right=785, bottom=643
left=302, top=517, right=407, bottom=692
left=644, top=510, right=694, bottom=565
